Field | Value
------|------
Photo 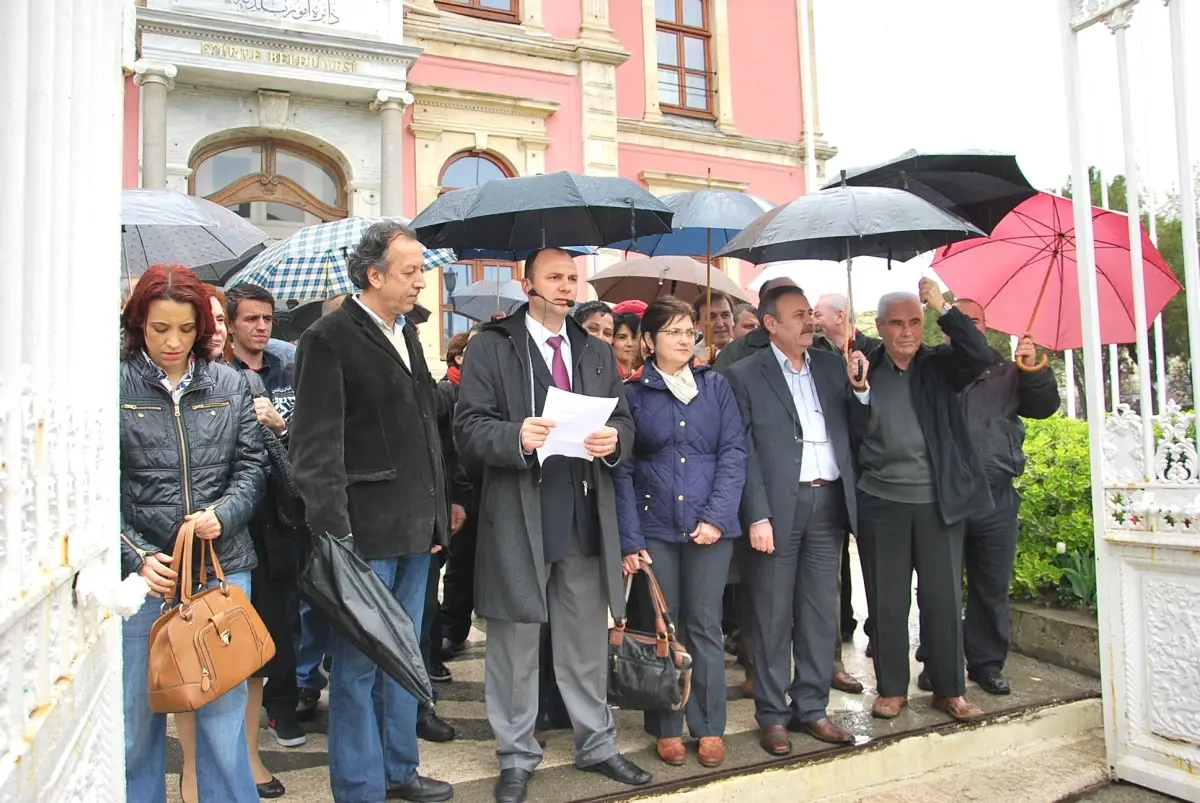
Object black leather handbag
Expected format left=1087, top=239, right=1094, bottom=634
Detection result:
left=607, top=566, right=693, bottom=713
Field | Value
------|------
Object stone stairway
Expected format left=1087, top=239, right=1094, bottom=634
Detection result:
left=164, top=545, right=1105, bottom=802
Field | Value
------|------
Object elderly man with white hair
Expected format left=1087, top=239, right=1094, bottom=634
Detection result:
left=856, top=279, right=994, bottom=723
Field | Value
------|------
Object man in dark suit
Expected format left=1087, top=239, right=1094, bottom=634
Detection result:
left=725, top=286, right=871, bottom=757
left=289, top=221, right=452, bottom=803
left=454, top=248, right=649, bottom=803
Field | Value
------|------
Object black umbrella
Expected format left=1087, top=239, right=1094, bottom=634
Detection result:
left=121, top=190, right=268, bottom=285
left=824, top=149, right=1036, bottom=235
left=717, top=184, right=983, bottom=379
left=410, top=171, right=673, bottom=250
left=301, top=530, right=434, bottom=710
left=716, top=184, right=984, bottom=265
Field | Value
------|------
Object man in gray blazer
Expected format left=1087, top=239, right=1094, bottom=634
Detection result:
left=725, top=286, right=871, bottom=756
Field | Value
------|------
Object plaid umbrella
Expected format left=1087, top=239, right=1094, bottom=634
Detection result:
left=229, top=217, right=456, bottom=302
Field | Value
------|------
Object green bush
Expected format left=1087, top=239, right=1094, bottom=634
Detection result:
left=1012, top=416, right=1095, bottom=600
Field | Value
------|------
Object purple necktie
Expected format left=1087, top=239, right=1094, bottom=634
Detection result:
left=547, top=335, right=571, bottom=391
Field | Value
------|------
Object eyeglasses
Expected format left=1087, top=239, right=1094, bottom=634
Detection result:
left=660, top=328, right=697, bottom=340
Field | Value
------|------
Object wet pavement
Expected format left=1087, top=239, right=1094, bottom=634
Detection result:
left=164, top=542, right=1102, bottom=802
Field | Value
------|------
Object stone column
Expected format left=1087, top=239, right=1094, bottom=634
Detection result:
left=371, top=89, right=413, bottom=218
left=133, top=61, right=176, bottom=189
left=579, top=0, right=628, bottom=177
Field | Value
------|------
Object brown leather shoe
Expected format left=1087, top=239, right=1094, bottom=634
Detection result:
left=831, top=669, right=865, bottom=694
left=932, top=695, right=986, bottom=722
left=534, top=730, right=547, bottom=748
left=740, top=676, right=755, bottom=699
left=871, top=696, right=908, bottom=719
left=759, top=725, right=792, bottom=756
left=656, top=737, right=686, bottom=766
left=697, top=737, right=725, bottom=767
left=804, top=717, right=855, bottom=744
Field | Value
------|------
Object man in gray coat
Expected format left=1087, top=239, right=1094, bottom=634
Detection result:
left=724, top=286, right=871, bottom=756
left=454, top=248, right=649, bottom=803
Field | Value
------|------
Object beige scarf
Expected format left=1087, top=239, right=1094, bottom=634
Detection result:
left=659, top=363, right=699, bottom=405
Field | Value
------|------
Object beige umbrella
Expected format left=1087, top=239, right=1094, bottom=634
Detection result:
left=588, top=255, right=748, bottom=306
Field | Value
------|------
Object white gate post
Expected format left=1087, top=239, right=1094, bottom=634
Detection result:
left=1106, top=5, right=1154, bottom=470
left=1058, top=0, right=1116, bottom=777
left=0, top=0, right=127, bottom=800
left=1166, top=0, right=1200, bottom=412
left=1061, top=2, right=1200, bottom=798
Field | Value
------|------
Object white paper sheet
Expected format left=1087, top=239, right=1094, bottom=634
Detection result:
left=536, top=386, right=619, bottom=463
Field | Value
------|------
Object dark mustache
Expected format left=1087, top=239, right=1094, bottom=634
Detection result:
left=802, top=324, right=816, bottom=334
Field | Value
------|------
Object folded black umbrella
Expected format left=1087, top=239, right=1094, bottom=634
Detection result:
left=300, top=530, right=434, bottom=710
left=410, top=171, right=673, bottom=251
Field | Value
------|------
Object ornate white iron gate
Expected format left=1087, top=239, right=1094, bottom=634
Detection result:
left=1059, top=1, right=1200, bottom=799
left=0, top=0, right=128, bottom=799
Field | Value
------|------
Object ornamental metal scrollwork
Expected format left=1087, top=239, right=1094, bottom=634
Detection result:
left=1153, top=401, right=1197, bottom=483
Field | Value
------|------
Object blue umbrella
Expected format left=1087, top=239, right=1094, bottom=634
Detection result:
left=451, top=279, right=528, bottom=323
left=605, top=188, right=774, bottom=358
left=605, top=190, right=775, bottom=256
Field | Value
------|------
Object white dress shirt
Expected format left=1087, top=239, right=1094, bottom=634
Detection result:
left=526, top=313, right=572, bottom=390
left=772, top=344, right=842, bottom=482
left=354, top=295, right=410, bottom=371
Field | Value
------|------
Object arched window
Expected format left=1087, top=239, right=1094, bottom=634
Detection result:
left=438, top=152, right=517, bottom=352
left=190, top=138, right=349, bottom=240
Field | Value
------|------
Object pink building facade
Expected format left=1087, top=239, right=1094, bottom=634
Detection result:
left=128, top=0, right=833, bottom=365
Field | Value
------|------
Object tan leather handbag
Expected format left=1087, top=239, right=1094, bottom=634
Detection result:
left=147, top=519, right=275, bottom=713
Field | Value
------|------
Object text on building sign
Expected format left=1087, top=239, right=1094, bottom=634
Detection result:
left=199, top=42, right=357, bottom=73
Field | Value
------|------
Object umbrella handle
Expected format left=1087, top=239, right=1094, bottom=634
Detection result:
left=1016, top=346, right=1048, bottom=373
left=1015, top=247, right=1057, bottom=374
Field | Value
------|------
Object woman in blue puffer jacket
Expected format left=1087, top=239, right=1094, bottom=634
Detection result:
left=614, top=296, right=747, bottom=770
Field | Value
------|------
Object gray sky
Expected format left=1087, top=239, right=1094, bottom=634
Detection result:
left=801, top=0, right=1199, bottom=309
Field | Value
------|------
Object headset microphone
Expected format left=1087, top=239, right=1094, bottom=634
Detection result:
left=528, top=288, right=576, bottom=308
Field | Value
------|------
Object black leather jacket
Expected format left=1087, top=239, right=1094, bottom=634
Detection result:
left=119, top=356, right=268, bottom=580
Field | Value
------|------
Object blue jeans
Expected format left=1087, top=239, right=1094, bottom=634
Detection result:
left=329, top=552, right=430, bottom=803
left=296, top=599, right=331, bottom=691
left=123, top=571, right=258, bottom=803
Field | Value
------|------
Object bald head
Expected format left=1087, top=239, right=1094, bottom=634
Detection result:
left=953, top=298, right=987, bottom=336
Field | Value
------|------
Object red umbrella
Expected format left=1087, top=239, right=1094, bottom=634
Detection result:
left=932, top=192, right=1181, bottom=371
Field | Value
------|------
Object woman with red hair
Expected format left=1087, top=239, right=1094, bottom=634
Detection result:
left=119, top=264, right=268, bottom=803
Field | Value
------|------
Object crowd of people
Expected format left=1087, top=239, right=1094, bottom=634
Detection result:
left=117, top=220, right=1058, bottom=803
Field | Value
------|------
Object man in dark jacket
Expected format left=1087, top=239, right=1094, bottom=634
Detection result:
left=859, top=279, right=995, bottom=723
left=725, top=287, right=871, bottom=755
left=934, top=299, right=1059, bottom=695
left=290, top=221, right=452, bottom=803
left=454, top=248, right=649, bottom=803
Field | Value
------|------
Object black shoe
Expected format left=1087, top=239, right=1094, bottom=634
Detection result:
left=429, top=662, right=453, bottom=683
left=580, top=755, right=652, bottom=787
left=723, top=632, right=739, bottom=656
left=865, top=640, right=874, bottom=658
left=256, top=777, right=285, bottom=799
left=494, top=768, right=531, bottom=803
left=841, top=625, right=856, bottom=643
left=296, top=687, right=321, bottom=721
left=418, top=711, right=456, bottom=742
left=441, top=638, right=466, bottom=660
left=387, top=774, right=454, bottom=802
left=268, top=714, right=307, bottom=747
left=969, top=668, right=1012, bottom=695
left=916, top=670, right=932, bottom=693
